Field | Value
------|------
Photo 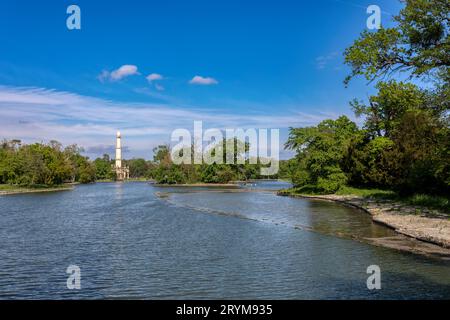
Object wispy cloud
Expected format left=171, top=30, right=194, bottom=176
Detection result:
left=86, top=145, right=130, bottom=155
left=189, top=75, right=218, bottom=85
left=0, top=85, right=345, bottom=158
left=146, top=73, right=163, bottom=82
left=315, top=52, right=339, bottom=70
left=146, top=73, right=165, bottom=91
left=333, top=0, right=392, bottom=15
left=98, top=65, right=140, bottom=82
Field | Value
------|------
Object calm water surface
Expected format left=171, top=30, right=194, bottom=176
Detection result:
left=0, top=181, right=449, bottom=299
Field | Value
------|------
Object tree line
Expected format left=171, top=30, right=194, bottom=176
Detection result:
left=0, top=140, right=155, bottom=186
left=284, top=0, right=449, bottom=196
left=0, top=138, right=286, bottom=187
left=148, top=139, right=285, bottom=184
left=0, top=140, right=96, bottom=186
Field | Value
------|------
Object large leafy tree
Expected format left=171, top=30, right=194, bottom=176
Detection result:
left=283, top=1, right=449, bottom=196
left=344, top=0, right=449, bottom=87
left=341, top=0, right=450, bottom=195
left=286, top=116, right=359, bottom=193
left=93, top=154, right=114, bottom=180
left=350, top=80, right=426, bottom=138
left=127, top=158, right=149, bottom=178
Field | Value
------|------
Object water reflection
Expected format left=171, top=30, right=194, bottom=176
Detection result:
left=114, top=182, right=124, bottom=200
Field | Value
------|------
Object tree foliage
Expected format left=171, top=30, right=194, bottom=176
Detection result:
left=344, top=0, right=449, bottom=86
left=286, top=0, right=450, bottom=196
left=148, top=138, right=271, bottom=184
left=286, top=116, right=358, bottom=193
left=0, top=140, right=95, bottom=186
left=93, top=154, right=114, bottom=180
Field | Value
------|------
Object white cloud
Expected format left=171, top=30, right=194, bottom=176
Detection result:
left=146, top=73, right=163, bottom=82
left=0, top=85, right=349, bottom=159
left=315, top=52, right=339, bottom=70
left=97, top=70, right=110, bottom=83
left=110, top=65, right=139, bottom=80
left=98, top=65, right=139, bottom=82
left=189, top=75, right=218, bottom=85
left=145, top=73, right=165, bottom=92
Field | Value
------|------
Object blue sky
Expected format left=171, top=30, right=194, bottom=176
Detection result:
left=0, top=0, right=404, bottom=159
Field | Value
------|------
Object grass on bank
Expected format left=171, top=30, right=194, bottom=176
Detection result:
left=279, top=185, right=450, bottom=213
left=0, top=184, right=73, bottom=193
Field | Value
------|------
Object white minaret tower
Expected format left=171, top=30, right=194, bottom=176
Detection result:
left=113, top=130, right=129, bottom=180
left=115, top=131, right=122, bottom=169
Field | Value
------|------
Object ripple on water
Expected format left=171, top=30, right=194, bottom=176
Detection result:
left=0, top=181, right=449, bottom=299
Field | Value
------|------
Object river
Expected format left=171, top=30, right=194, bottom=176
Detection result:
left=0, top=181, right=449, bottom=299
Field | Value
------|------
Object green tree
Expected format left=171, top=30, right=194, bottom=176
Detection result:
left=148, top=138, right=260, bottom=184
left=286, top=116, right=359, bottom=193
left=94, top=154, right=114, bottom=180
left=341, top=0, right=450, bottom=196
left=344, top=0, right=449, bottom=86
left=152, top=164, right=187, bottom=184
left=152, top=145, right=170, bottom=164
left=0, top=140, right=97, bottom=186
left=343, top=134, right=397, bottom=187
left=350, top=81, right=426, bottom=137
left=386, top=109, right=449, bottom=194
left=127, top=158, right=148, bottom=178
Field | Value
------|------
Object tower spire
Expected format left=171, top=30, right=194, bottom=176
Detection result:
left=115, top=131, right=122, bottom=169
left=113, top=130, right=129, bottom=181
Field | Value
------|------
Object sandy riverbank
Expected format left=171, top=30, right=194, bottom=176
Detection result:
left=278, top=192, right=450, bottom=249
